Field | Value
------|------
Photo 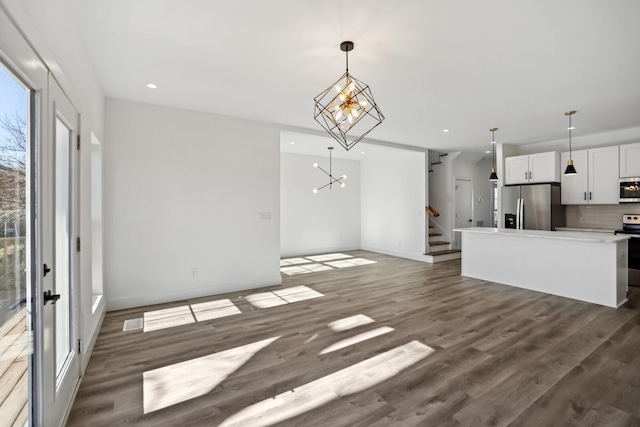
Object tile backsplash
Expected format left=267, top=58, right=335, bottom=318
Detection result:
left=565, top=204, right=640, bottom=230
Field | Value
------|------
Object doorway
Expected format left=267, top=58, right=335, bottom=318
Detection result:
left=454, top=179, right=473, bottom=248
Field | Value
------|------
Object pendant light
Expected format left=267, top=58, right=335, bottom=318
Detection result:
left=564, top=110, right=577, bottom=175
left=313, top=41, right=385, bottom=151
left=489, top=128, right=499, bottom=182
left=312, top=147, right=347, bottom=193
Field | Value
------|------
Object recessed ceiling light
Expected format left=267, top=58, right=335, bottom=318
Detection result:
left=290, top=141, right=296, bottom=144
left=443, top=129, right=450, bottom=133
left=486, top=150, right=491, bottom=154
left=146, top=83, right=157, bottom=89
left=568, top=126, right=575, bottom=130
left=360, top=151, right=365, bottom=154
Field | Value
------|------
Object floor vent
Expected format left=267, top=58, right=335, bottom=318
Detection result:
left=123, top=318, right=143, bottom=332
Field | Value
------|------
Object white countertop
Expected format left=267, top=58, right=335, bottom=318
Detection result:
left=453, top=227, right=629, bottom=243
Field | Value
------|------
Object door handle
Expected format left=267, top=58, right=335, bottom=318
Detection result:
left=44, top=264, right=51, bottom=277
left=468, top=219, right=473, bottom=222
left=529, top=171, right=532, bottom=179
left=584, top=192, right=586, bottom=200
left=524, top=171, right=527, bottom=180
left=589, top=192, right=592, bottom=200
left=44, top=290, right=61, bottom=305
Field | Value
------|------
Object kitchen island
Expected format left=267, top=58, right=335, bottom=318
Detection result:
left=453, top=227, right=629, bottom=308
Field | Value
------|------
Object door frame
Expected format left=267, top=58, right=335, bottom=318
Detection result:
left=42, top=76, right=82, bottom=426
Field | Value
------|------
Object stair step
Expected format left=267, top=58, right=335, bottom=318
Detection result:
left=428, top=233, right=442, bottom=237
left=424, top=249, right=461, bottom=256
left=429, top=241, right=450, bottom=246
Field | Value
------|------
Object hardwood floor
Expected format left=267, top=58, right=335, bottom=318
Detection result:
left=67, top=251, right=640, bottom=426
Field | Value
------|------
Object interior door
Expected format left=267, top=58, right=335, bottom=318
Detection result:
left=41, top=77, right=80, bottom=426
left=454, top=179, right=473, bottom=247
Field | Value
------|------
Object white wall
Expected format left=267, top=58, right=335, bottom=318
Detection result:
left=281, top=152, right=360, bottom=256
left=361, top=148, right=426, bottom=261
left=104, top=99, right=281, bottom=310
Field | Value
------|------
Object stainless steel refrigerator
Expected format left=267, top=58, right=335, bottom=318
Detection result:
left=501, top=183, right=565, bottom=230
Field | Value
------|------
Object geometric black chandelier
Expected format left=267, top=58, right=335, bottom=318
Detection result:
left=312, top=147, right=347, bottom=193
left=489, top=127, right=499, bottom=182
left=564, top=110, right=578, bottom=175
left=313, top=41, right=385, bottom=151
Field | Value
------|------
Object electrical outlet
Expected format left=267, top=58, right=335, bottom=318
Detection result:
left=191, top=267, right=198, bottom=278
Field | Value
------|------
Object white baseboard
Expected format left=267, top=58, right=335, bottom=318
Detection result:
left=361, top=245, right=431, bottom=263
left=106, top=275, right=283, bottom=311
left=280, top=244, right=361, bottom=258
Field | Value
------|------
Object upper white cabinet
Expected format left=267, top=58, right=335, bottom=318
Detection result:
left=505, top=152, right=560, bottom=185
left=619, top=142, right=640, bottom=178
left=561, top=146, right=619, bottom=204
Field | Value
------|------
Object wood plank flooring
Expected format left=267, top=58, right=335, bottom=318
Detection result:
left=0, top=308, right=29, bottom=427
left=67, top=251, right=640, bottom=426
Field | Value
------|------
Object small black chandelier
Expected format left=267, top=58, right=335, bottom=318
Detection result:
left=489, top=127, right=499, bottom=182
left=313, top=41, right=385, bottom=151
left=564, top=110, right=578, bottom=175
left=313, top=147, right=347, bottom=193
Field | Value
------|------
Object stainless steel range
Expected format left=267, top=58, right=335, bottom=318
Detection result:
left=615, top=214, right=640, bottom=287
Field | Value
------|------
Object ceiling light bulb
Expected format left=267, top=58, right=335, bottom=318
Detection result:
left=341, top=183, right=346, bottom=187
left=146, top=83, right=157, bottom=89
left=491, top=140, right=496, bottom=144
left=360, top=151, right=365, bottom=154
left=290, top=142, right=295, bottom=145
left=342, top=175, right=347, bottom=180
left=313, top=188, right=318, bottom=193
left=313, top=162, right=318, bottom=168
left=486, top=150, right=491, bottom=154
left=568, top=126, right=575, bottom=130
left=443, top=129, right=450, bottom=133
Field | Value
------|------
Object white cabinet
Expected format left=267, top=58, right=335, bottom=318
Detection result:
left=505, top=152, right=560, bottom=185
left=619, top=142, right=640, bottom=178
left=561, top=146, right=619, bottom=204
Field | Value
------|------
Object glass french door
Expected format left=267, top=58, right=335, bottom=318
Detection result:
left=41, top=77, right=80, bottom=426
left=0, top=60, right=33, bottom=427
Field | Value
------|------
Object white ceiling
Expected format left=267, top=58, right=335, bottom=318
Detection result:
left=73, top=0, right=640, bottom=154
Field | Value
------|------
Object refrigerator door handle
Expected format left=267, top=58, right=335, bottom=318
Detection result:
left=519, top=198, right=524, bottom=229
left=516, top=198, right=521, bottom=229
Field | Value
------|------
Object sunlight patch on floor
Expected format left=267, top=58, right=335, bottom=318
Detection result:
left=306, top=253, right=353, bottom=262
left=328, top=314, right=375, bottom=332
left=143, top=306, right=195, bottom=332
left=247, top=286, right=324, bottom=308
left=143, top=336, right=279, bottom=414
left=219, top=340, right=435, bottom=427
left=245, top=292, right=289, bottom=308
left=319, top=326, right=395, bottom=355
left=280, top=253, right=376, bottom=275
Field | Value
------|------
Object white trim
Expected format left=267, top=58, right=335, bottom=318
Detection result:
left=106, top=276, right=284, bottom=311
left=360, top=246, right=431, bottom=263
left=280, top=244, right=360, bottom=258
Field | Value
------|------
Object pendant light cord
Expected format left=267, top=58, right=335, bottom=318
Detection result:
left=568, top=114, right=572, bottom=158
left=345, top=48, right=349, bottom=73
left=492, top=129, right=496, bottom=168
